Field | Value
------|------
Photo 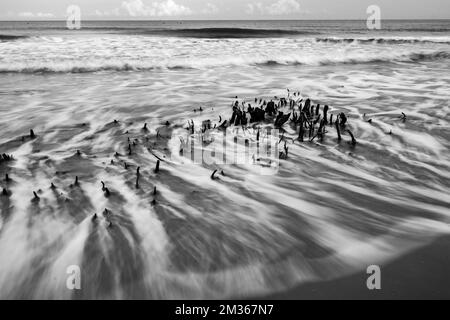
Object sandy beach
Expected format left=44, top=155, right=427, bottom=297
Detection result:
left=260, top=235, right=450, bottom=300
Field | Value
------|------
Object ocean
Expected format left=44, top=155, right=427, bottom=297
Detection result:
left=0, top=20, right=449, bottom=299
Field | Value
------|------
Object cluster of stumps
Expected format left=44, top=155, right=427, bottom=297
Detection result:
left=212, top=90, right=357, bottom=160
left=1, top=90, right=360, bottom=218
left=1, top=156, right=14, bottom=197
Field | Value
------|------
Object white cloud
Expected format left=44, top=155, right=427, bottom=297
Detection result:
left=18, top=12, right=34, bottom=17
left=245, top=3, right=263, bottom=15
left=94, top=8, right=120, bottom=17
left=246, top=0, right=302, bottom=16
left=121, top=0, right=192, bottom=17
left=201, top=3, right=219, bottom=15
left=268, top=0, right=301, bottom=15
left=18, top=12, right=54, bottom=18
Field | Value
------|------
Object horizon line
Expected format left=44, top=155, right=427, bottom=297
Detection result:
left=1, top=18, right=450, bottom=22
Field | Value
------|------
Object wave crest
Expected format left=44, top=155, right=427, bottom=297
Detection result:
left=0, top=34, right=28, bottom=41
left=259, top=51, right=450, bottom=66
left=315, top=37, right=450, bottom=44
left=134, top=27, right=316, bottom=38
left=0, top=50, right=448, bottom=74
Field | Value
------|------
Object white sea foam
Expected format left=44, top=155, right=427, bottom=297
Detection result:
left=0, top=35, right=448, bottom=73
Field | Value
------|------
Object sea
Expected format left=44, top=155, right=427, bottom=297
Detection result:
left=0, top=20, right=449, bottom=299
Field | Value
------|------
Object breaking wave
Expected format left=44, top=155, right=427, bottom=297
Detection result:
left=0, top=50, right=448, bottom=74
left=0, top=34, right=28, bottom=41
left=132, top=27, right=317, bottom=38
left=315, top=37, right=450, bottom=44
left=260, top=51, right=450, bottom=66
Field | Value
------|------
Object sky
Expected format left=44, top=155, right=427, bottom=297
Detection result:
left=0, top=0, right=449, bottom=20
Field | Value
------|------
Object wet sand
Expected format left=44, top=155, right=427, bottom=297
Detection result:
left=1, top=91, right=450, bottom=299
left=258, top=235, right=450, bottom=300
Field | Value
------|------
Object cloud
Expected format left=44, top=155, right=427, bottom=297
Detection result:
left=267, top=0, right=301, bottom=15
left=18, top=12, right=54, bottom=18
left=201, top=3, right=219, bottom=15
left=245, top=3, right=263, bottom=15
left=94, top=8, right=120, bottom=17
left=121, top=0, right=192, bottom=17
left=246, top=0, right=302, bottom=16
